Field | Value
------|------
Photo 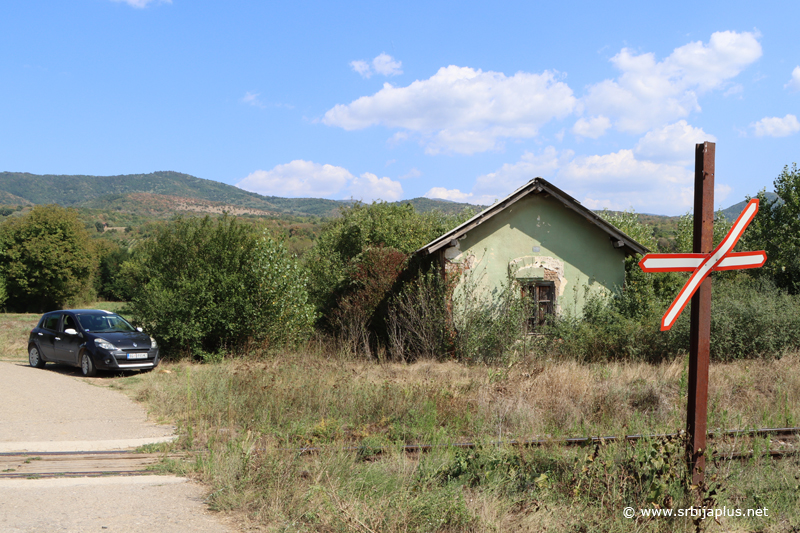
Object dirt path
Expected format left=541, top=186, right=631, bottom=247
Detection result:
left=0, top=361, right=235, bottom=532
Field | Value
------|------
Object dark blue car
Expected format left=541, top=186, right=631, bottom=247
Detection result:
left=28, top=309, right=159, bottom=376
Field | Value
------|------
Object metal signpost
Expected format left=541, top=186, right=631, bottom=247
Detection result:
left=638, top=142, right=766, bottom=485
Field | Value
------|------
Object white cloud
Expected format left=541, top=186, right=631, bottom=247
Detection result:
left=325, top=66, right=576, bottom=154
left=583, top=31, right=762, bottom=133
left=350, top=60, right=372, bottom=78
left=110, top=0, right=170, bottom=7
left=723, top=84, right=744, bottom=97
left=399, top=168, right=421, bottom=180
left=423, top=147, right=573, bottom=206
left=424, top=188, right=498, bottom=206
left=750, top=114, right=800, bottom=137
left=715, top=183, right=733, bottom=205
left=561, top=149, right=690, bottom=189
left=634, top=121, right=716, bottom=164
left=347, top=173, right=403, bottom=202
left=372, top=53, right=403, bottom=76
left=785, top=66, right=800, bottom=92
left=441, top=143, right=713, bottom=214
left=558, top=150, right=697, bottom=213
left=236, top=161, right=403, bottom=201
left=236, top=160, right=353, bottom=198
left=572, top=116, right=611, bottom=138
left=350, top=53, right=402, bottom=79
left=472, top=147, right=573, bottom=198
left=241, top=92, right=266, bottom=109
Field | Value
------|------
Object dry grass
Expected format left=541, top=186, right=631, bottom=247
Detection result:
left=112, top=350, right=800, bottom=532
left=0, top=313, right=40, bottom=362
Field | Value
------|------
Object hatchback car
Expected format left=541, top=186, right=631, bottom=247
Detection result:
left=28, top=309, right=159, bottom=376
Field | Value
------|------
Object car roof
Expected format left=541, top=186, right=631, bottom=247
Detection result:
left=61, top=309, right=116, bottom=314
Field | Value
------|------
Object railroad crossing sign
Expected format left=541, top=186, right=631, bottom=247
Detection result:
left=638, top=198, right=767, bottom=330
left=638, top=142, right=767, bottom=487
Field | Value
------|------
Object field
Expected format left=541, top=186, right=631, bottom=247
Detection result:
left=3, top=311, right=800, bottom=531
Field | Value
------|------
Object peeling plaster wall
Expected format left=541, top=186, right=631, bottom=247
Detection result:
left=443, top=193, right=627, bottom=317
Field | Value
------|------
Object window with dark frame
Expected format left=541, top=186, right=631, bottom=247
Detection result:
left=522, top=281, right=555, bottom=331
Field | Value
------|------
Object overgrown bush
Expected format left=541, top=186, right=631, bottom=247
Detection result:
left=0, top=204, right=97, bottom=311
left=451, top=274, right=530, bottom=364
left=387, top=269, right=453, bottom=361
left=547, top=274, right=800, bottom=362
left=305, top=201, right=473, bottom=354
left=332, top=246, right=408, bottom=356
left=670, top=275, right=800, bottom=361
left=124, top=215, right=314, bottom=358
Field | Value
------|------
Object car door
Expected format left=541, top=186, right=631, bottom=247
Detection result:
left=53, top=314, right=83, bottom=365
left=36, top=313, right=59, bottom=360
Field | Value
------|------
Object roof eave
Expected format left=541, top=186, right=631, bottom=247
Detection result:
left=415, top=177, right=649, bottom=257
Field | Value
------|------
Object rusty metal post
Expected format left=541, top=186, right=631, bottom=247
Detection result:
left=687, top=142, right=714, bottom=486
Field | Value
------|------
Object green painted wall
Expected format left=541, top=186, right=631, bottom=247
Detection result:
left=442, top=193, right=627, bottom=317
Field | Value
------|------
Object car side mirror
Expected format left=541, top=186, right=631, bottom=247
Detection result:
left=136, top=327, right=143, bottom=332
left=64, top=328, right=78, bottom=336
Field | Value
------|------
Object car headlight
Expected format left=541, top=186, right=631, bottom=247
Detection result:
left=94, top=338, right=119, bottom=351
left=150, top=337, right=158, bottom=349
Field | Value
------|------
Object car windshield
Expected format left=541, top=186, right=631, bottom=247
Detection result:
left=76, top=313, right=136, bottom=333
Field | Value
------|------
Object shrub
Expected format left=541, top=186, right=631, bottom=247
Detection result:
left=305, top=202, right=464, bottom=317
left=0, top=204, right=97, bottom=311
left=451, top=275, right=530, bottom=364
left=125, top=215, right=314, bottom=358
left=546, top=274, right=800, bottom=362
left=670, top=275, right=800, bottom=360
left=331, top=245, right=408, bottom=356
left=305, top=201, right=474, bottom=355
left=387, top=269, right=453, bottom=361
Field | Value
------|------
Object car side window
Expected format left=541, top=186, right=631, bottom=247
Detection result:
left=62, top=315, right=78, bottom=332
left=43, top=314, right=59, bottom=331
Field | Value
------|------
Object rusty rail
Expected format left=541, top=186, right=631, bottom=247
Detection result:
left=288, top=426, right=800, bottom=456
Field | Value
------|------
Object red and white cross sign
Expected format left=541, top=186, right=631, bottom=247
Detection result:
left=638, top=198, right=766, bottom=331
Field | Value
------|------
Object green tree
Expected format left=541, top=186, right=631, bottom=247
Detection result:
left=0, top=205, right=96, bottom=311
left=93, top=238, right=130, bottom=300
left=674, top=210, right=733, bottom=254
left=125, top=215, right=314, bottom=358
left=600, top=210, right=682, bottom=320
left=0, top=274, right=7, bottom=309
left=741, top=163, right=800, bottom=292
left=599, top=209, right=658, bottom=252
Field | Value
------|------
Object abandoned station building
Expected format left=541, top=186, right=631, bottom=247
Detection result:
left=416, top=178, right=648, bottom=327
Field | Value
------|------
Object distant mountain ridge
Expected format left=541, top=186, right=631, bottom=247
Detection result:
left=0, top=171, right=479, bottom=218
left=720, top=192, right=779, bottom=222
left=0, top=170, right=774, bottom=221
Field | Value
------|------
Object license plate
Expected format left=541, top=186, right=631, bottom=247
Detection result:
left=127, top=353, right=148, bottom=360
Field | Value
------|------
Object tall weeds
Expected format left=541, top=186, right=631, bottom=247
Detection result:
left=130, top=352, right=800, bottom=531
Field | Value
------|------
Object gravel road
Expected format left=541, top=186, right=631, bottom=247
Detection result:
left=0, top=361, right=235, bottom=532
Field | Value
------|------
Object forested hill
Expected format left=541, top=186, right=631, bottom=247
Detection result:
left=0, top=171, right=478, bottom=218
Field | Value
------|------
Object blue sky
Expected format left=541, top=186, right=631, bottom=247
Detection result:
left=1, top=1, right=798, bottom=215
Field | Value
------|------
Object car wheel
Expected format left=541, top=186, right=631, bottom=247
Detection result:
left=29, top=346, right=46, bottom=369
left=81, top=353, right=97, bottom=377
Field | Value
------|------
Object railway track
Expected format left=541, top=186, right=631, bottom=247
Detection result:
left=0, top=450, right=185, bottom=479
left=4, top=427, right=797, bottom=479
